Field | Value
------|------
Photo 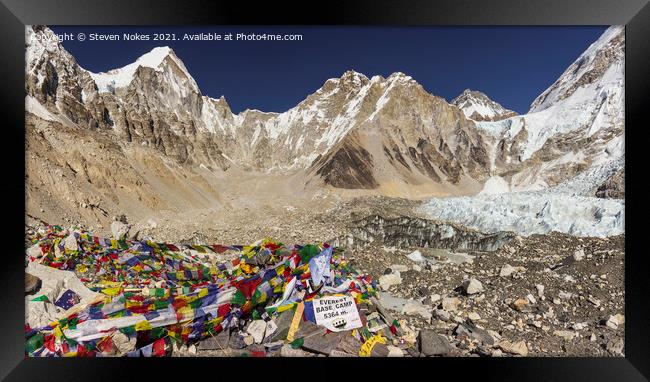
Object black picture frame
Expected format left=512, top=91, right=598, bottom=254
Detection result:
left=0, top=0, right=647, bottom=380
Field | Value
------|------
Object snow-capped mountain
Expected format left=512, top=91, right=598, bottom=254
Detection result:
left=420, top=26, right=625, bottom=238
left=473, top=26, right=624, bottom=192
left=451, top=89, right=517, bottom=122
left=529, top=27, right=624, bottom=113
left=307, top=72, right=491, bottom=192
left=24, top=25, right=624, bottom=224
left=89, top=46, right=199, bottom=95
left=26, top=26, right=494, bottom=194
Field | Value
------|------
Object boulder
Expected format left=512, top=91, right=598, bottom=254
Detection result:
left=387, top=345, right=404, bottom=357
left=454, top=321, right=495, bottom=346
left=606, top=338, right=624, bottom=355
left=25, top=262, right=99, bottom=328
left=280, top=344, right=315, bottom=357
left=401, top=300, right=433, bottom=321
left=499, top=264, right=516, bottom=277
left=26, top=244, right=43, bottom=259
left=390, top=264, right=409, bottom=273
left=442, top=297, right=461, bottom=312
left=228, top=333, right=247, bottom=349
left=63, top=234, right=78, bottom=251
left=498, top=340, right=528, bottom=356
left=553, top=330, right=577, bottom=341
left=25, top=273, right=42, bottom=295
left=379, top=272, right=402, bottom=291
left=573, top=249, right=586, bottom=261
left=111, top=220, right=130, bottom=240
left=369, top=342, right=390, bottom=357
left=334, top=332, right=362, bottom=355
left=419, top=329, right=453, bottom=356
left=267, top=309, right=295, bottom=341
left=302, top=331, right=345, bottom=355
left=461, top=278, right=484, bottom=295
left=433, top=308, right=452, bottom=322
left=606, top=314, right=625, bottom=330
left=499, top=264, right=526, bottom=277
left=510, top=298, right=530, bottom=312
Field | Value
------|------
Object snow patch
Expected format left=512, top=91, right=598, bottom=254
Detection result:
left=479, top=176, right=511, bottom=195
left=25, top=96, right=57, bottom=122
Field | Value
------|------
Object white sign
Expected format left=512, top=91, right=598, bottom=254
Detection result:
left=313, top=295, right=362, bottom=332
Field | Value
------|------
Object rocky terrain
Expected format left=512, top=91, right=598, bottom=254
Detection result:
left=350, top=233, right=625, bottom=357
left=25, top=198, right=625, bottom=357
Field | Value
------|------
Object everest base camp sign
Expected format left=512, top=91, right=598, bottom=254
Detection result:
left=313, top=295, right=362, bottom=332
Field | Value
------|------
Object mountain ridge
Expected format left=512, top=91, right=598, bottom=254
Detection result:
left=25, top=25, right=625, bottom=229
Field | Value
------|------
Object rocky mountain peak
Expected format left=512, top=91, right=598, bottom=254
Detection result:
left=451, top=88, right=517, bottom=122
left=386, top=71, right=413, bottom=82
left=529, top=26, right=624, bottom=113
left=26, top=25, right=65, bottom=59
left=89, top=45, right=199, bottom=94
left=336, top=70, right=370, bottom=90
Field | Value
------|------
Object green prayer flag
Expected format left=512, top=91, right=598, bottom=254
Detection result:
left=120, top=325, right=136, bottom=336
left=289, top=337, right=304, bottom=349
left=25, top=333, right=44, bottom=353
left=151, top=327, right=165, bottom=339
left=231, top=289, right=246, bottom=307
left=298, top=245, right=319, bottom=264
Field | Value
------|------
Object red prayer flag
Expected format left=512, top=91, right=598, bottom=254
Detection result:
left=98, top=336, right=113, bottom=353
left=153, top=338, right=166, bottom=356
left=233, top=277, right=262, bottom=299
left=210, top=244, right=230, bottom=253
left=216, top=303, right=231, bottom=317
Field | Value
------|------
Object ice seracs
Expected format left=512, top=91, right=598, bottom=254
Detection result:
left=419, top=190, right=624, bottom=238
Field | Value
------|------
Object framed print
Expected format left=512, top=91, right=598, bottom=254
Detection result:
left=0, top=0, right=648, bottom=380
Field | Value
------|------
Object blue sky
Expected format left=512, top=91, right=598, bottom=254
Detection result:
left=50, top=26, right=608, bottom=114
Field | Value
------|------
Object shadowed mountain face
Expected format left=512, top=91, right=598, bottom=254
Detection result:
left=25, top=25, right=624, bottom=226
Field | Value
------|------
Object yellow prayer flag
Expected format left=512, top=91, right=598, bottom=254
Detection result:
left=359, top=334, right=387, bottom=357
left=286, top=302, right=304, bottom=342
left=101, top=287, right=121, bottom=296
left=240, top=263, right=254, bottom=274
left=135, top=320, right=152, bottom=331
left=277, top=302, right=296, bottom=313
left=54, top=326, right=64, bottom=339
